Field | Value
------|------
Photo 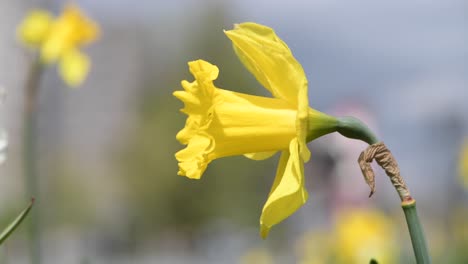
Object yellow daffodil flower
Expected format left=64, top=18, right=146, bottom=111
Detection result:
left=459, top=138, right=468, bottom=189
left=297, top=229, right=333, bottom=264
left=174, top=23, right=339, bottom=238
left=17, top=4, right=99, bottom=87
left=240, top=247, right=273, bottom=264
left=334, top=208, right=398, bottom=264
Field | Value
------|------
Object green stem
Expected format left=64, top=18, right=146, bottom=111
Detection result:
left=23, top=57, right=43, bottom=264
left=336, top=116, right=378, bottom=145
left=335, top=116, right=431, bottom=264
left=402, top=201, right=431, bottom=264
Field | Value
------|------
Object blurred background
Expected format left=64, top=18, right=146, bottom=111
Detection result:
left=0, top=0, right=467, bottom=263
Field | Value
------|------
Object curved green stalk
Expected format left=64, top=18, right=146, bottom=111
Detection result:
left=0, top=199, right=34, bottom=245
left=332, top=116, right=431, bottom=264
left=336, top=116, right=379, bottom=145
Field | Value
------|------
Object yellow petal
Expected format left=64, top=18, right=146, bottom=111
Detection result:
left=296, top=84, right=310, bottom=161
left=17, top=10, right=52, bottom=46
left=61, top=4, right=100, bottom=44
left=40, top=4, right=99, bottom=63
left=41, top=36, right=68, bottom=63
left=174, top=60, right=217, bottom=145
left=175, top=133, right=213, bottom=179
left=58, top=49, right=90, bottom=87
left=224, top=22, right=307, bottom=106
left=244, top=151, right=277, bottom=161
left=260, top=138, right=307, bottom=238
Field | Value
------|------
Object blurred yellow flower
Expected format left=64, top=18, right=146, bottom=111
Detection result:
left=174, top=23, right=337, bottom=238
left=458, top=138, right=468, bottom=189
left=451, top=207, right=468, bottom=248
left=17, top=4, right=99, bottom=86
left=240, top=247, right=274, bottom=264
left=297, top=229, right=333, bottom=264
left=334, top=208, right=398, bottom=264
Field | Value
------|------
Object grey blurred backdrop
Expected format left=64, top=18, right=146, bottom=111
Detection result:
left=0, top=0, right=466, bottom=263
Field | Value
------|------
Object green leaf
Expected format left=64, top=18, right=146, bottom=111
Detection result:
left=0, top=199, right=35, bottom=245
left=369, top=259, right=379, bottom=264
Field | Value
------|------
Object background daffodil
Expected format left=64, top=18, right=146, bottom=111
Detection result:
left=17, top=4, right=99, bottom=87
left=334, top=209, right=398, bottom=264
left=174, top=23, right=338, bottom=238
left=459, top=138, right=468, bottom=189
